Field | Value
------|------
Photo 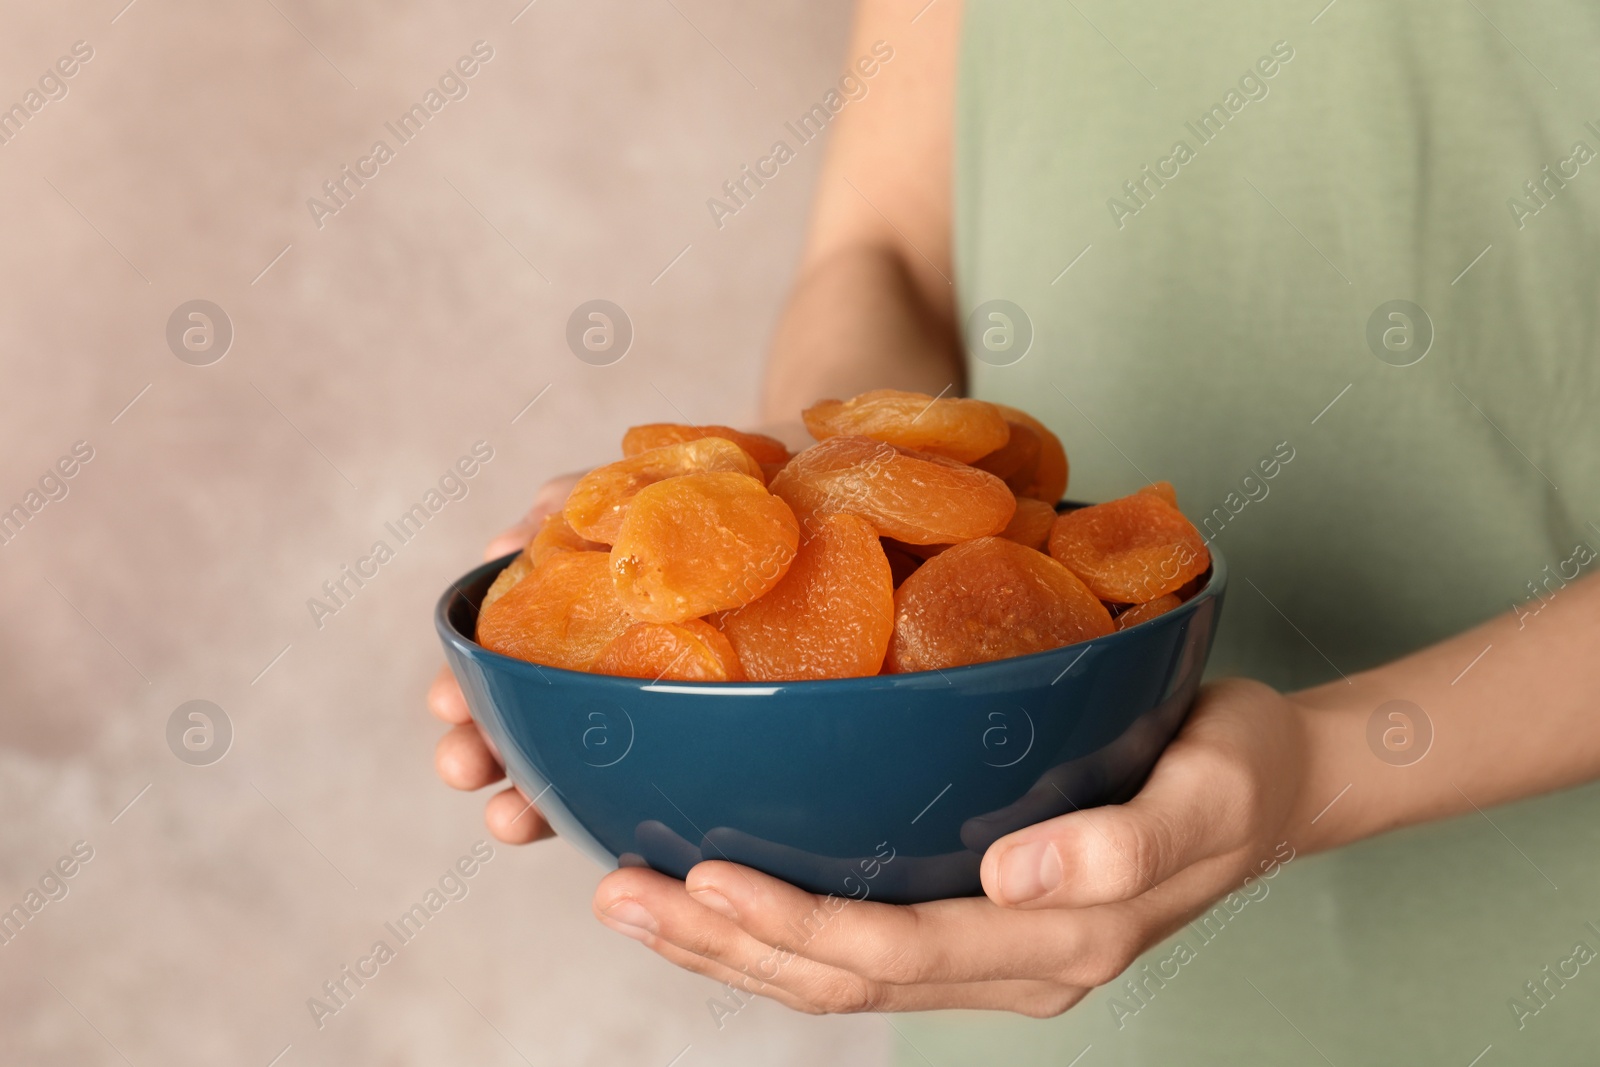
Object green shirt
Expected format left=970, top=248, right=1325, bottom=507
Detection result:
left=904, top=1, right=1600, bottom=1062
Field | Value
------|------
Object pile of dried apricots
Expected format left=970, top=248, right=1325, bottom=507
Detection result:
left=476, top=390, right=1210, bottom=681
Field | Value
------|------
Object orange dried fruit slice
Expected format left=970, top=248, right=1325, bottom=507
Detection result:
left=564, top=438, right=764, bottom=544
left=769, top=436, right=1015, bottom=545
left=1138, top=481, right=1178, bottom=507
left=482, top=513, right=605, bottom=613
left=610, top=472, right=799, bottom=623
left=476, top=551, right=631, bottom=671
left=992, top=404, right=1068, bottom=502
left=886, top=537, right=1113, bottom=672
left=998, top=497, right=1057, bottom=551
left=974, top=420, right=1041, bottom=483
left=529, top=511, right=604, bottom=565
left=622, top=424, right=791, bottom=466
left=802, top=389, right=1010, bottom=463
left=482, top=551, right=535, bottom=613
left=1048, top=492, right=1209, bottom=603
left=483, top=512, right=611, bottom=613
left=1114, top=593, right=1182, bottom=630
left=592, top=619, right=746, bottom=681
left=717, top=513, right=893, bottom=680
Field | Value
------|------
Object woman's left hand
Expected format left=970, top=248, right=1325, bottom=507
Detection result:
left=590, top=678, right=1313, bottom=1016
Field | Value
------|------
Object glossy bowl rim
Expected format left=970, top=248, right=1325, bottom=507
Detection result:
left=435, top=540, right=1227, bottom=696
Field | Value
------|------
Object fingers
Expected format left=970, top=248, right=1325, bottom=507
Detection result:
left=620, top=928, right=824, bottom=1016
left=596, top=868, right=858, bottom=1012
left=580, top=674, right=1303, bottom=1014
left=434, top=723, right=504, bottom=791
left=483, top=472, right=585, bottom=561
left=427, top=665, right=473, bottom=724
left=594, top=884, right=824, bottom=1016
left=484, top=786, right=555, bottom=844
left=484, top=525, right=535, bottom=563
left=678, top=861, right=1121, bottom=988
left=438, top=727, right=554, bottom=845
left=431, top=635, right=542, bottom=847
left=594, top=867, right=1087, bottom=1015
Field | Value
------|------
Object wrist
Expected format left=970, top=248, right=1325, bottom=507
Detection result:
left=1282, top=690, right=1372, bottom=855
left=1283, top=672, right=1432, bottom=855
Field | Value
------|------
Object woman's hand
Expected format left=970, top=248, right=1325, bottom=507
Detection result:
left=589, top=678, right=1313, bottom=1016
left=579, top=568, right=1600, bottom=1015
left=428, top=472, right=582, bottom=845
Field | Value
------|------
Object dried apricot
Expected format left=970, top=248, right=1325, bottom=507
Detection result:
left=974, top=420, right=1041, bottom=484
left=592, top=619, right=746, bottom=681
left=482, top=551, right=535, bottom=613
left=770, top=436, right=1015, bottom=545
left=802, top=389, right=1010, bottom=463
left=531, top=512, right=603, bottom=564
left=622, top=424, right=791, bottom=466
left=1048, top=493, right=1209, bottom=603
left=1114, top=594, right=1182, bottom=630
left=886, top=537, right=1113, bottom=672
left=476, top=551, right=631, bottom=671
left=611, top=472, right=799, bottom=623
left=717, top=514, right=893, bottom=680
left=992, top=405, right=1068, bottom=502
left=1138, top=481, right=1178, bottom=507
left=998, top=497, right=1057, bottom=551
left=482, top=513, right=605, bottom=613
left=564, top=438, right=764, bottom=544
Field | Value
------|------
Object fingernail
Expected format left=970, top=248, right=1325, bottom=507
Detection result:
left=602, top=899, right=658, bottom=941
left=999, top=841, right=1062, bottom=904
left=691, top=886, right=736, bottom=920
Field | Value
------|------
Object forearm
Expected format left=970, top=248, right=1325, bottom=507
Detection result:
left=1291, top=568, right=1600, bottom=852
left=755, top=0, right=962, bottom=435
left=759, top=243, right=963, bottom=431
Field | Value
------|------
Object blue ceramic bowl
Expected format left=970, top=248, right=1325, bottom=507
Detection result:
left=435, top=539, right=1225, bottom=904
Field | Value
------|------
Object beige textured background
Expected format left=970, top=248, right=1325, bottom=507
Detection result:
left=0, top=1, right=893, bottom=1063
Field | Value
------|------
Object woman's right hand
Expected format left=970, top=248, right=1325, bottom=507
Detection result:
left=428, top=472, right=583, bottom=844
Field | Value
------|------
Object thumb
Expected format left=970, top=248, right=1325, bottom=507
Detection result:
left=981, top=748, right=1248, bottom=909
